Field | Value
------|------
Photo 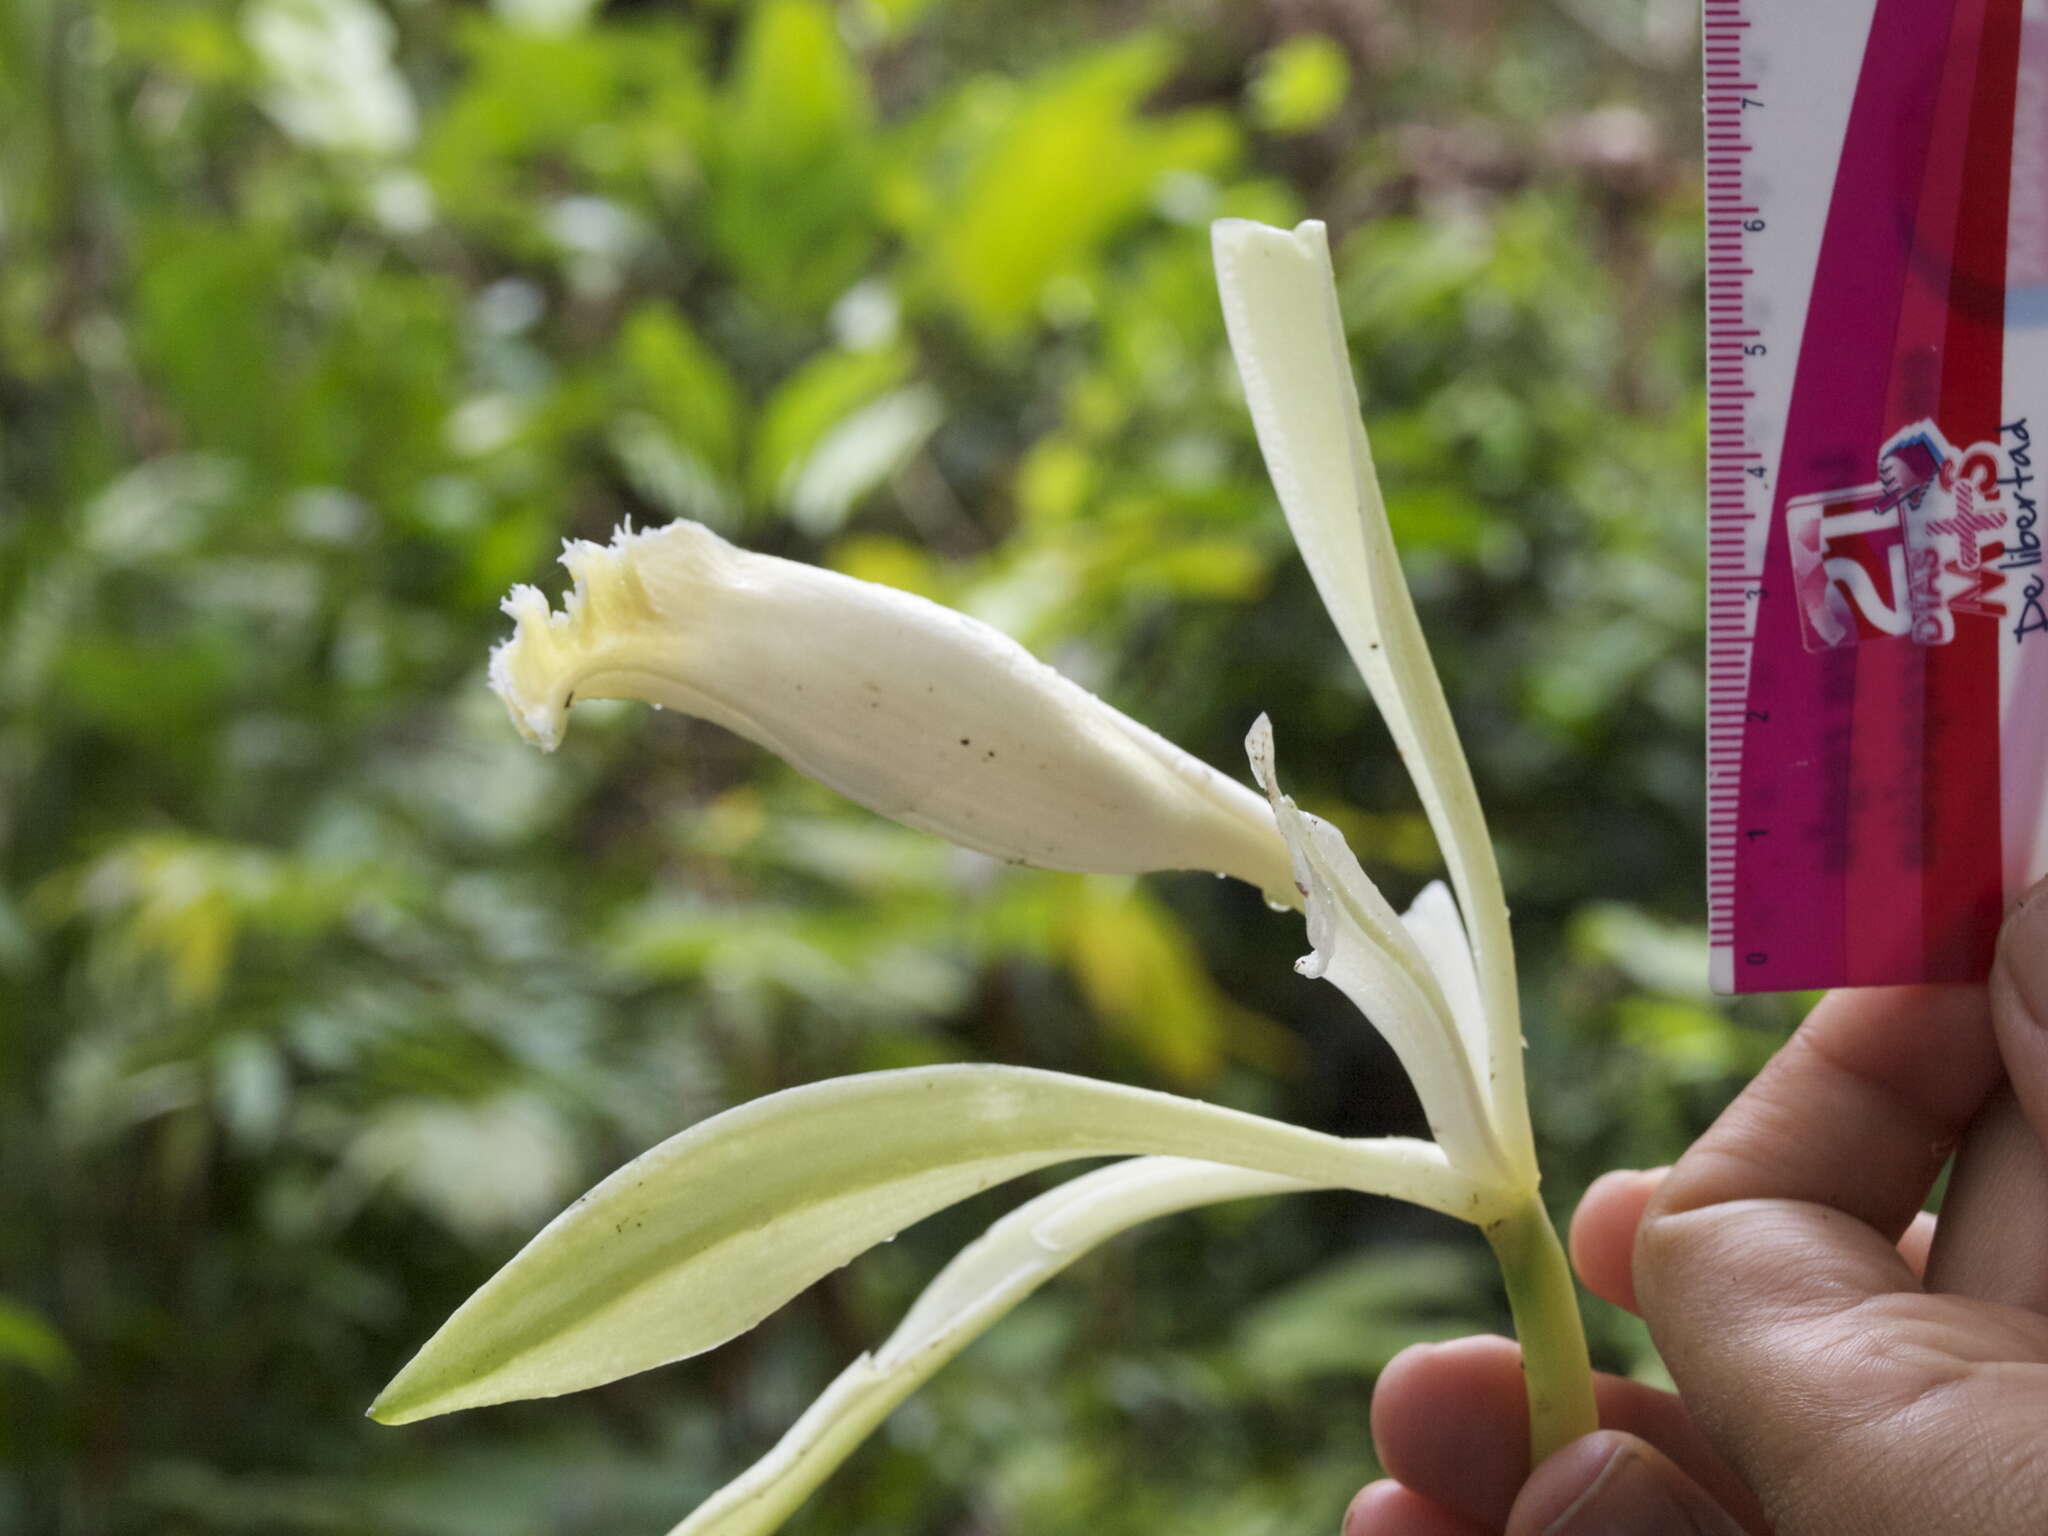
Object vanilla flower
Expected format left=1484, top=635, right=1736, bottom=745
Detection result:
left=489, top=518, right=1297, bottom=904
left=371, top=219, right=1596, bottom=1529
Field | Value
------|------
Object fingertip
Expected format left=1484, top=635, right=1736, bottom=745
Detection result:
left=1343, top=1480, right=1408, bottom=1536
left=1569, top=1169, right=1665, bottom=1313
left=1344, top=1479, right=1402, bottom=1535
left=1368, top=1341, right=1443, bottom=1437
left=1370, top=1337, right=1506, bottom=1440
left=1371, top=1336, right=1518, bottom=1445
left=1345, top=1479, right=1493, bottom=1536
left=1370, top=1336, right=1528, bottom=1524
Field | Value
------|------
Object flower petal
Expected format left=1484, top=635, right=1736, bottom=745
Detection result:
left=368, top=1063, right=1492, bottom=1426
left=489, top=519, right=1296, bottom=904
left=1400, top=879, right=1497, bottom=1129
left=664, top=1155, right=1327, bottom=1535
left=1213, top=218, right=1529, bottom=1156
left=1246, top=717, right=1514, bottom=1187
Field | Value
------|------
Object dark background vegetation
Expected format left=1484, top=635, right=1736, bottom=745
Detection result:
left=2, top=0, right=1808, bottom=1530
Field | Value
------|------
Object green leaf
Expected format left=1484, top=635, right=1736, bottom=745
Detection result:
left=369, top=1065, right=1482, bottom=1424
left=617, top=304, right=743, bottom=475
left=780, top=384, right=942, bottom=535
left=1065, top=883, right=1228, bottom=1087
left=1248, top=36, right=1351, bottom=135
left=923, top=40, right=1237, bottom=340
left=749, top=345, right=914, bottom=512
left=707, top=0, right=876, bottom=311
left=0, top=1298, right=75, bottom=1385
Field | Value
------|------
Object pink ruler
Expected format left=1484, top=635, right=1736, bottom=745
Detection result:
left=1706, top=0, right=2048, bottom=992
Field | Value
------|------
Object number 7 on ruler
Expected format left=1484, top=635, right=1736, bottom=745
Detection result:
left=1705, top=0, right=2048, bottom=993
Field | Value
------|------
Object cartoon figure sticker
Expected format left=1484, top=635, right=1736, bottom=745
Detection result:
left=1786, top=419, right=2012, bottom=650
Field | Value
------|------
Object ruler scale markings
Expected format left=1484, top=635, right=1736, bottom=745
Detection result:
left=1706, top=0, right=2040, bottom=991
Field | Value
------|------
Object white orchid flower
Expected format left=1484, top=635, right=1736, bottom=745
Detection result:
left=372, top=219, right=1596, bottom=1526
left=488, top=517, right=1298, bottom=905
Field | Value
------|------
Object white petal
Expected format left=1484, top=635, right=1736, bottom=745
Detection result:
left=488, top=519, right=1295, bottom=903
left=368, top=1063, right=1493, bottom=1425
left=1401, top=881, right=1494, bottom=1125
left=1246, top=717, right=1513, bottom=1187
left=1213, top=219, right=1529, bottom=1156
left=664, top=1155, right=1325, bottom=1535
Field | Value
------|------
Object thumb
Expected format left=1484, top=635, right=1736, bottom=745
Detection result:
left=1634, top=984, right=2003, bottom=1532
left=1507, top=1433, right=1750, bottom=1536
left=1990, top=879, right=2048, bottom=1143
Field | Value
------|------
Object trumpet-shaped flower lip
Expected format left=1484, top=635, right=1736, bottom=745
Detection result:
left=487, top=519, right=1299, bottom=902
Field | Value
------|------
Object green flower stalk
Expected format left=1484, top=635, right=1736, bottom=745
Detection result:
left=370, top=217, right=1597, bottom=1525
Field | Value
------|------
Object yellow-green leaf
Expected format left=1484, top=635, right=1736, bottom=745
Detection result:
left=369, top=1065, right=1485, bottom=1424
left=1248, top=36, right=1351, bottom=135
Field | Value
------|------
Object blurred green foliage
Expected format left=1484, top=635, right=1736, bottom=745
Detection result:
left=1, top=0, right=1805, bottom=1531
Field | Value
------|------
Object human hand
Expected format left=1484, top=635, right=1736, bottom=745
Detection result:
left=1347, top=884, right=2048, bottom=1535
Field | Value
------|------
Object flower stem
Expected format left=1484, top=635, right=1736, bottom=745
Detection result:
left=1484, top=1193, right=1598, bottom=1467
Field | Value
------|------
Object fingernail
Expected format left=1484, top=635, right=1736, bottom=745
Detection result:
left=1543, top=1447, right=1694, bottom=1535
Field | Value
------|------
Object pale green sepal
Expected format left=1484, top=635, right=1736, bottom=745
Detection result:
left=667, top=1155, right=1325, bottom=1535
left=1245, top=717, right=1513, bottom=1187
left=1211, top=217, right=1531, bottom=1161
left=369, top=1065, right=1493, bottom=1425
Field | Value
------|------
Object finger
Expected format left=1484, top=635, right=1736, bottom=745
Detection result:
left=1575, top=1168, right=1938, bottom=1315
left=1343, top=1480, right=1491, bottom=1536
left=1924, top=1085, right=2048, bottom=1310
left=1636, top=984, right=2011, bottom=1529
left=1506, top=1431, right=1751, bottom=1536
left=1649, top=984, right=1997, bottom=1244
left=1370, top=1336, right=1768, bottom=1532
left=1569, top=1169, right=1664, bottom=1313
left=1989, top=880, right=2048, bottom=1205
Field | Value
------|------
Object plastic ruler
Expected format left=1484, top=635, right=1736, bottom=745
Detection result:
left=1706, top=0, right=2048, bottom=993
